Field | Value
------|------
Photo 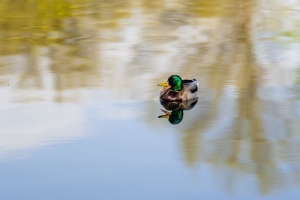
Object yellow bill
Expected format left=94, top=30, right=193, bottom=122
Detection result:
left=157, top=82, right=169, bottom=87
left=158, top=115, right=170, bottom=119
left=158, top=109, right=171, bottom=119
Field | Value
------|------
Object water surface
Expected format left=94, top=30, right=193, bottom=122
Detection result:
left=1, top=0, right=300, bottom=199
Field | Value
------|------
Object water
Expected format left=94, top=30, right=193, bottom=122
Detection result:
left=1, top=0, right=300, bottom=199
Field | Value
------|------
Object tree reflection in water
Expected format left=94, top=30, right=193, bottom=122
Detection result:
left=0, top=0, right=300, bottom=196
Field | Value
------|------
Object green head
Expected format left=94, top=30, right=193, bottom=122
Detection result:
left=158, top=108, right=184, bottom=125
left=168, top=109, right=184, bottom=124
left=167, top=75, right=183, bottom=91
left=157, top=75, right=183, bottom=91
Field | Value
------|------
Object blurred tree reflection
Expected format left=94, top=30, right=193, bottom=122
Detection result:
left=0, top=0, right=300, bottom=194
left=112, top=0, right=300, bottom=195
left=0, top=0, right=132, bottom=101
left=167, top=0, right=300, bottom=195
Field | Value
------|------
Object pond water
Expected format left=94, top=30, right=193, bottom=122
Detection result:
left=1, top=0, right=300, bottom=199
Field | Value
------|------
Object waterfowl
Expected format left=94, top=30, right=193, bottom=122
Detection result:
left=158, top=97, right=198, bottom=125
left=157, top=75, right=198, bottom=102
left=159, top=109, right=184, bottom=125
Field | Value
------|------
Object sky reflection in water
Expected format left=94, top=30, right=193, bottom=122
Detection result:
left=1, top=0, right=300, bottom=199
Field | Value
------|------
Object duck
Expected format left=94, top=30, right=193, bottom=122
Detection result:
left=157, top=75, right=198, bottom=102
left=159, top=109, right=184, bottom=125
left=158, top=97, right=198, bottom=125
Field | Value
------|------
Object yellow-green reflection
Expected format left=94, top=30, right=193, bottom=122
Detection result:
left=0, top=0, right=300, bottom=196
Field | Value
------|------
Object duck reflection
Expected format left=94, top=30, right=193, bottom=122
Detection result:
left=158, top=97, right=198, bottom=125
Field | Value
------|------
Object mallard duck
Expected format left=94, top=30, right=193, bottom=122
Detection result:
left=158, top=97, right=198, bottom=125
left=159, top=109, right=184, bottom=125
left=157, top=75, right=198, bottom=101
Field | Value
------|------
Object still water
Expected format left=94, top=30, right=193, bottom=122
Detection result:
left=1, top=0, right=300, bottom=199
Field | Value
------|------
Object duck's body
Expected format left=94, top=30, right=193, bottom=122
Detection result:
left=158, top=75, right=198, bottom=102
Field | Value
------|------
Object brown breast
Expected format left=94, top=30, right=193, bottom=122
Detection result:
left=160, top=89, right=183, bottom=102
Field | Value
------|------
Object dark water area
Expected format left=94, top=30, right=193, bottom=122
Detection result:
left=1, top=0, right=300, bottom=199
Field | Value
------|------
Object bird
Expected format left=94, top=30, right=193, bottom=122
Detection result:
left=158, top=97, right=198, bottom=125
left=159, top=109, right=183, bottom=125
left=157, top=75, right=198, bottom=102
